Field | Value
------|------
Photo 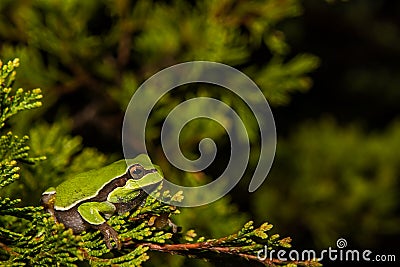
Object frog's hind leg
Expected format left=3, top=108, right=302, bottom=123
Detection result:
left=55, top=208, right=89, bottom=233
left=78, top=202, right=121, bottom=250
left=77, top=201, right=116, bottom=224
left=95, top=222, right=121, bottom=250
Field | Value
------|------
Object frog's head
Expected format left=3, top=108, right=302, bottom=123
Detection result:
left=126, top=163, right=163, bottom=192
left=124, top=154, right=164, bottom=192
left=105, top=155, right=163, bottom=205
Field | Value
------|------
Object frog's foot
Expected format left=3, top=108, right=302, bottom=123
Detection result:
left=97, top=223, right=121, bottom=250
left=168, top=219, right=180, bottom=233
left=148, top=213, right=181, bottom=233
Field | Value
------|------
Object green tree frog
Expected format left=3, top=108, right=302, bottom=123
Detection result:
left=41, top=154, right=163, bottom=250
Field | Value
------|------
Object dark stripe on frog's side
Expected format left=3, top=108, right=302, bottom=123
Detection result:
left=89, top=168, right=160, bottom=204
left=54, top=172, right=130, bottom=211
left=54, top=178, right=162, bottom=234
left=54, top=160, right=129, bottom=209
left=54, top=173, right=134, bottom=233
left=54, top=177, right=159, bottom=233
left=54, top=169, right=161, bottom=211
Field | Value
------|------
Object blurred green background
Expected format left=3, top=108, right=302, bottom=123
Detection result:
left=1, top=0, right=399, bottom=266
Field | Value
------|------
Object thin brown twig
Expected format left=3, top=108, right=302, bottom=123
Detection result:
left=0, top=241, right=18, bottom=256
left=134, top=242, right=321, bottom=267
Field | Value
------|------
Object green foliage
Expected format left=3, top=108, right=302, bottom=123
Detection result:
left=0, top=59, right=42, bottom=128
left=15, top=120, right=109, bottom=204
left=0, top=2, right=321, bottom=263
left=0, top=0, right=396, bottom=265
left=0, top=0, right=348, bottom=265
left=0, top=0, right=318, bottom=111
left=0, top=58, right=317, bottom=266
left=0, top=58, right=44, bottom=189
left=1, top=189, right=310, bottom=266
left=253, top=118, right=400, bottom=248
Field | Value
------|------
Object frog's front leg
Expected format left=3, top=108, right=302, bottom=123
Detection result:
left=77, top=201, right=121, bottom=249
left=108, top=186, right=146, bottom=214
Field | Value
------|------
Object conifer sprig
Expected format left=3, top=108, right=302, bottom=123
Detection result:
left=0, top=59, right=42, bottom=128
left=0, top=58, right=320, bottom=266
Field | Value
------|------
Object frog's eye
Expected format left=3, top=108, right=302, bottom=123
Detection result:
left=129, top=165, right=145, bottom=179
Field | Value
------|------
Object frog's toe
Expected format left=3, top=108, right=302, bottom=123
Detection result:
left=97, top=223, right=121, bottom=250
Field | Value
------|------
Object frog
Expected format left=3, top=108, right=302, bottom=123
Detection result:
left=41, top=154, right=163, bottom=250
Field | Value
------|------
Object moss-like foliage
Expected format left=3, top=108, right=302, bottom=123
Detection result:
left=0, top=2, right=322, bottom=263
left=0, top=59, right=320, bottom=266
